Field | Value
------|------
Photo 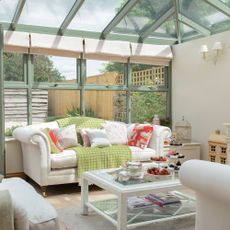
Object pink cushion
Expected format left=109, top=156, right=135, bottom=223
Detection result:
left=80, top=128, right=91, bottom=147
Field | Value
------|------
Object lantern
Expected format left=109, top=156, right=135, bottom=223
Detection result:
left=174, top=117, right=192, bottom=144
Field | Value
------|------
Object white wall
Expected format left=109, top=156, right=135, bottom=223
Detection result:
left=172, top=31, right=230, bottom=160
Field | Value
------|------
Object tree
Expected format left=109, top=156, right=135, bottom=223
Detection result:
left=3, top=53, right=65, bottom=82
left=34, top=55, right=65, bottom=82
left=4, top=53, right=23, bottom=81
left=131, top=92, right=167, bottom=123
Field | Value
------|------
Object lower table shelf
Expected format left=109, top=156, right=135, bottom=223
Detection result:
left=88, top=191, right=196, bottom=229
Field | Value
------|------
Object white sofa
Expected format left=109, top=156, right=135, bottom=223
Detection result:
left=0, top=177, right=59, bottom=230
left=13, top=118, right=171, bottom=194
left=179, top=159, right=230, bottom=230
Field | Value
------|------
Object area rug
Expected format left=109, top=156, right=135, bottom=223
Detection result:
left=57, top=206, right=195, bottom=230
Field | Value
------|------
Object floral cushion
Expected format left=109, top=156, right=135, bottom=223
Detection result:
left=128, top=124, right=154, bottom=149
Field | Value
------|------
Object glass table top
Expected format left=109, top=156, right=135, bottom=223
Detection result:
left=85, top=167, right=181, bottom=190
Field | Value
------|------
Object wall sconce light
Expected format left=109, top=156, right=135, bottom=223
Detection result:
left=200, top=41, right=223, bottom=64
left=200, top=45, right=209, bottom=59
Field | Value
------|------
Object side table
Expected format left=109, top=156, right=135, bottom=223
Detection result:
left=165, top=143, right=200, bottom=164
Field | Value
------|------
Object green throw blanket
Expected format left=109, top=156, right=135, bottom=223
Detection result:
left=57, top=116, right=132, bottom=177
left=71, top=145, right=131, bottom=177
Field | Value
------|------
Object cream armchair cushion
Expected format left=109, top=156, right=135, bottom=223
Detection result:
left=0, top=177, right=59, bottom=230
left=179, top=159, right=230, bottom=230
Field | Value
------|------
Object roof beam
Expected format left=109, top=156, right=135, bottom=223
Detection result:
left=139, top=7, right=175, bottom=42
left=1, top=22, right=176, bottom=45
left=10, top=0, right=26, bottom=30
left=204, top=0, right=230, bottom=17
left=101, top=0, right=139, bottom=39
left=178, top=13, right=211, bottom=36
left=58, top=0, right=85, bottom=35
left=173, top=0, right=181, bottom=43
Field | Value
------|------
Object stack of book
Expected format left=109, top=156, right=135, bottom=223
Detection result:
left=127, top=192, right=181, bottom=210
left=127, top=196, right=153, bottom=210
left=145, top=192, right=181, bottom=207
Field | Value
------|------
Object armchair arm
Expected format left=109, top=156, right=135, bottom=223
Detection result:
left=0, top=190, right=14, bottom=230
left=148, top=125, right=171, bottom=156
left=179, top=160, right=230, bottom=204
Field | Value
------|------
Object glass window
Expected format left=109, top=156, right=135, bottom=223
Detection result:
left=4, top=53, right=24, bottom=82
left=130, top=64, right=166, bottom=87
left=154, top=17, right=176, bottom=37
left=86, top=60, right=124, bottom=86
left=220, top=0, right=230, bottom=7
left=131, top=92, right=167, bottom=124
left=68, top=0, right=128, bottom=32
left=85, top=90, right=126, bottom=122
left=33, top=55, right=77, bottom=83
left=18, top=0, right=76, bottom=27
left=180, top=0, right=229, bottom=31
left=4, top=89, right=28, bottom=136
left=43, top=89, right=80, bottom=122
left=0, top=0, right=18, bottom=23
left=113, top=0, right=172, bottom=36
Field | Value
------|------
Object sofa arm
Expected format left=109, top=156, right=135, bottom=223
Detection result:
left=13, top=127, right=51, bottom=153
left=179, top=160, right=230, bottom=204
left=0, top=190, right=14, bottom=230
left=148, top=125, right=171, bottom=156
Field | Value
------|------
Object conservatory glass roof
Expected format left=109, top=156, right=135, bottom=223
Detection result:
left=0, top=0, right=229, bottom=45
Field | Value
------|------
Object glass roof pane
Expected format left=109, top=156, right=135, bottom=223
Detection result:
left=220, top=0, right=230, bottom=7
left=181, top=23, right=201, bottom=39
left=180, top=0, right=230, bottom=30
left=18, top=0, right=76, bottom=27
left=0, top=0, right=19, bottom=23
left=154, top=17, right=176, bottom=37
left=181, top=23, right=196, bottom=33
left=112, top=0, right=173, bottom=35
left=68, top=0, right=128, bottom=32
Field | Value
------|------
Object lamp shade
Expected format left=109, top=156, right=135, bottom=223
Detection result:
left=212, top=41, right=222, bottom=51
left=200, top=44, right=208, bottom=53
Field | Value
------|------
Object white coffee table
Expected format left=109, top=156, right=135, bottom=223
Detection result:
left=81, top=169, right=195, bottom=230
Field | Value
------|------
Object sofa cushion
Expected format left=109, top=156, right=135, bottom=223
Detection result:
left=129, top=146, right=156, bottom=161
left=50, top=149, right=77, bottom=169
left=53, top=124, right=79, bottom=149
left=80, top=128, right=91, bottom=147
left=42, top=128, right=61, bottom=153
left=128, top=124, right=154, bottom=149
left=86, top=129, right=112, bottom=147
left=102, top=121, right=128, bottom=145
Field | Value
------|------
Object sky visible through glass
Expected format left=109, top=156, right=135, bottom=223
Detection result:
left=50, top=56, right=107, bottom=80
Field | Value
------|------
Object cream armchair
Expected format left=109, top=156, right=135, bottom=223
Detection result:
left=0, top=177, right=59, bottom=230
left=179, top=159, right=230, bottom=230
left=13, top=119, right=171, bottom=195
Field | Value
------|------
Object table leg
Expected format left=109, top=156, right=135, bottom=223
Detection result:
left=81, top=177, right=89, bottom=215
left=117, top=194, right=127, bottom=230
